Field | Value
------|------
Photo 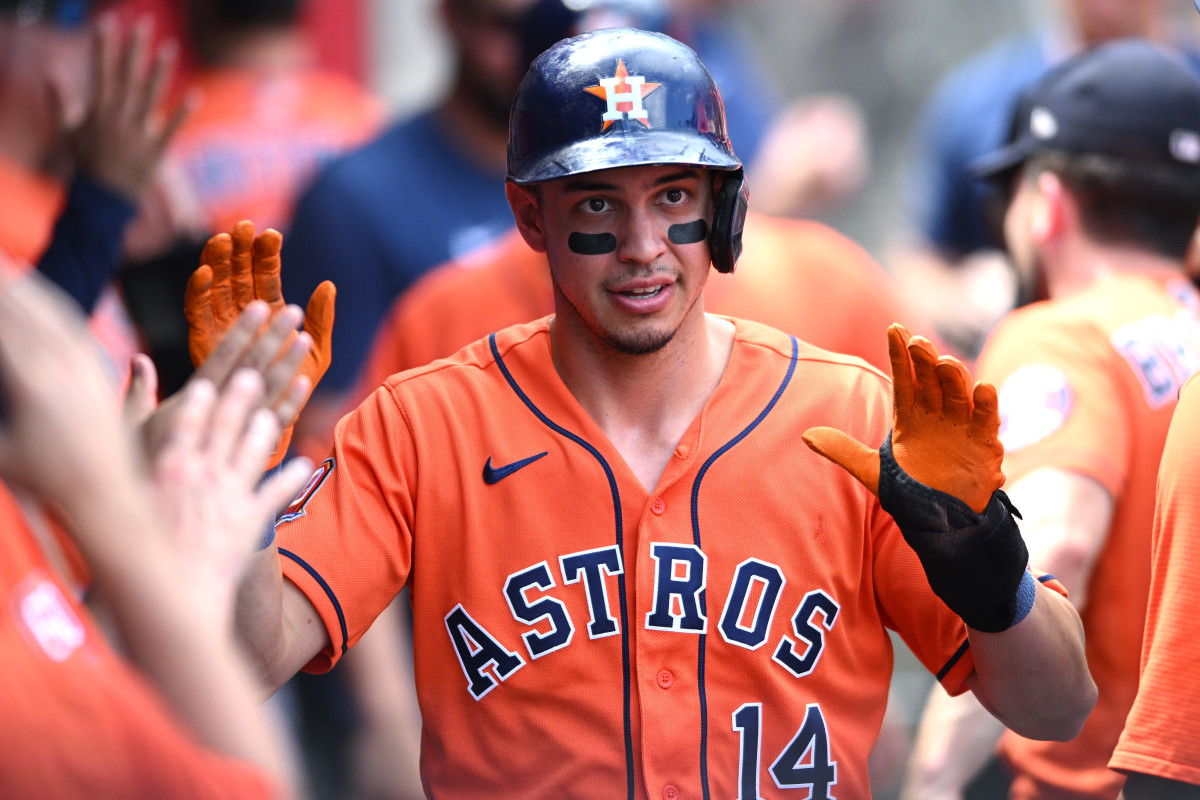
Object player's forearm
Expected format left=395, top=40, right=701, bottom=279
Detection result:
left=234, top=544, right=295, bottom=692
left=234, top=544, right=330, bottom=694
left=899, top=685, right=1005, bottom=800
left=966, top=585, right=1095, bottom=741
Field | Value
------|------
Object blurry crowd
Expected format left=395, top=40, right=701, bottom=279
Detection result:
left=1, top=0, right=1199, bottom=799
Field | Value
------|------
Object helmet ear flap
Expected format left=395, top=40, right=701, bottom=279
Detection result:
left=710, top=171, right=749, bottom=274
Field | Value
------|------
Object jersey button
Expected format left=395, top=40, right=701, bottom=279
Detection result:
left=662, top=785, right=679, bottom=800
left=651, top=497, right=666, bottom=515
left=656, top=669, right=674, bottom=689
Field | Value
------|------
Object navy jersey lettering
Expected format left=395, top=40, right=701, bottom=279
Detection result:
left=504, top=561, right=574, bottom=659
left=559, top=546, right=623, bottom=638
left=444, top=604, right=526, bottom=700
left=719, top=558, right=786, bottom=650
left=646, top=543, right=708, bottom=632
left=772, top=590, right=840, bottom=678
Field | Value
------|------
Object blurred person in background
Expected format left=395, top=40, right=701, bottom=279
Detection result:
left=0, top=0, right=189, bottom=380
left=893, top=0, right=1200, bottom=360
left=900, top=39, right=1200, bottom=800
left=155, top=0, right=383, bottom=240
left=116, top=0, right=382, bottom=398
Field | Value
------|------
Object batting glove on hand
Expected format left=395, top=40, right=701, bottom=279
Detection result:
left=802, top=323, right=1004, bottom=511
left=184, top=220, right=335, bottom=468
left=803, top=324, right=1031, bottom=633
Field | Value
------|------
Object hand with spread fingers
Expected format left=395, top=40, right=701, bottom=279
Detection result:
left=54, top=13, right=193, bottom=203
left=184, top=220, right=335, bottom=467
left=804, top=324, right=1029, bottom=634
left=802, top=323, right=1004, bottom=513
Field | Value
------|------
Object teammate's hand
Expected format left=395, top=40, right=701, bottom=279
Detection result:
left=52, top=13, right=193, bottom=202
left=184, top=221, right=334, bottom=466
left=802, top=323, right=1004, bottom=513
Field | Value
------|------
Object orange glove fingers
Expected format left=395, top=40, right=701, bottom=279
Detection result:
left=229, top=220, right=257, bottom=310
left=971, top=381, right=1002, bottom=442
left=302, top=280, right=336, bottom=378
left=203, top=230, right=236, bottom=329
left=934, top=356, right=972, bottom=425
left=908, top=335, right=943, bottom=417
left=801, top=427, right=880, bottom=495
left=183, top=264, right=215, bottom=367
left=252, top=228, right=285, bottom=310
left=886, top=323, right=915, bottom=410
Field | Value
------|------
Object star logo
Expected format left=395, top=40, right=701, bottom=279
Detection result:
left=585, top=59, right=661, bottom=131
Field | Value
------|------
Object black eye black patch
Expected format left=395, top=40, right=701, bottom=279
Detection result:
left=568, top=231, right=618, bottom=255
left=668, top=219, right=709, bottom=245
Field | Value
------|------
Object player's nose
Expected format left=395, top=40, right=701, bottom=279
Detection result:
left=615, top=207, right=667, bottom=266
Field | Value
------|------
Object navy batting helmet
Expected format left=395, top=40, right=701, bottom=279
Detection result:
left=507, top=27, right=749, bottom=273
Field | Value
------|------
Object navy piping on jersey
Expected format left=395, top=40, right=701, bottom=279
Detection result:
left=490, top=334, right=636, bottom=800
left=937, top=638, right=971, bottom=682
left=280, top=548, right=350, bottom=657
left=689, top=335, right=799, bottom=800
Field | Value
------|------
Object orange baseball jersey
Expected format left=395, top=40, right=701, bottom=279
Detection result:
left=163, top=67, right=382, bottom=234
left=974, top=271, right=1200, bottom=800
left=0, top=484, right=277, bottom=800
left=1109, top=372, right=1200, bottom=786
left=275, top=316, right=976, bottom=799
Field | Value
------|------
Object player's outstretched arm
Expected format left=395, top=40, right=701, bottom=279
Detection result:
left=804, top=324, right=1095, bottom=741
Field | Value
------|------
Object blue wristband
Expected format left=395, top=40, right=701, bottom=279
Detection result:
left=1010, top=568, right=1038, bottom=627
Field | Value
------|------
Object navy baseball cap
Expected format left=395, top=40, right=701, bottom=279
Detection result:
left=971, top=39, right=1200, bottom=183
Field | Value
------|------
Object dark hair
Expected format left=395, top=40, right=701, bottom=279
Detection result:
left=1024, top=151, right=1200, bottom=261
left=209, top=0, right=300, bottom=27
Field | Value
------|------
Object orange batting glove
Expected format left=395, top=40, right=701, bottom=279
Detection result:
left=803, top=324, right=1032, bottom=633
left=184, top=220, right=335, bottom=468
left=802, top=323, right=1003, bottom=513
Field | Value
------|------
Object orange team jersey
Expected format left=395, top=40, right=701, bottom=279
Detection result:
left=0, top=152, right=64, bottom=265
left=275, top=316, right=976, bottom=799
left=975, top=271, right=1200, bottom=800
left=1109, top=372, right=1200, bottom=786
left=163, top=67, right=382, bottom=233
left=352, top=214, right=929, bottom=407
left=0, top=484, right=277, bottom=800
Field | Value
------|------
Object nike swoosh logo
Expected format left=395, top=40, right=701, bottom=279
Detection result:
left=483, top=452, right=548, bottom=485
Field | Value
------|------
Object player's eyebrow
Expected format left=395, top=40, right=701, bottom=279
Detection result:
left=562, top=169, right=702, bottom=194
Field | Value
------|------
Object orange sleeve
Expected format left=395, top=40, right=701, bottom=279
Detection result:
left=275, top=383, right=416, bottom=672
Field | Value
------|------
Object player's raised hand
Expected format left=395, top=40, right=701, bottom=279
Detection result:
left=184, top=220, right=335, bottom=466
left=50, top=13, right=194, bottom=202
left=802, top=323, right=1004, bottom=513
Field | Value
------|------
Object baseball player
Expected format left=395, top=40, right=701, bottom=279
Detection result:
left=900, top=40, right=1200, bottom=800
left=1110, top=374, right=1200, bottom=798
left=236, top=29, right=1094, bottom=798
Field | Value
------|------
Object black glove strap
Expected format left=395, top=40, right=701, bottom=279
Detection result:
left=878, top=434, right=1030, bottom=632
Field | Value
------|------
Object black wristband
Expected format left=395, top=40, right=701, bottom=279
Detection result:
left=877, top=434, right=1030, bottom=632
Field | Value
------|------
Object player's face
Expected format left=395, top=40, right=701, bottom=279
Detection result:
left=524, top=164, right=717, bottom=356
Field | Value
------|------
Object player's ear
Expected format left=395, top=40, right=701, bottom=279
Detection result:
left=507, top=182, right=548, bottom=254
left=1031, top=170, right=1068, bottom=245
